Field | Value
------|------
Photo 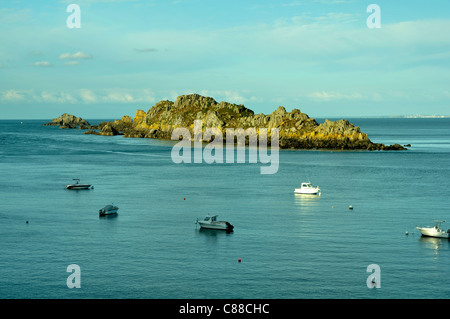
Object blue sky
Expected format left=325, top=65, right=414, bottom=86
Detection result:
left=1, top=0, right=449, bottom=119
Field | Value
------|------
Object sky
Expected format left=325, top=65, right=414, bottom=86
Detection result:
left=1, top=0, right=449, bottom=119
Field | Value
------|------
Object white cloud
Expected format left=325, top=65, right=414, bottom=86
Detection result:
left=64, top=61, right=80, bottom=66
left=103, top=91, right=136, bottom=103
left=59, top=51, right=93, bottom=59
left=304, top=91, right=386, bottom=103
left=1, top=90, right=27, bottom=101
left=79, top=88, right=156, bottom=104
left=102, top=88, right=156, bottom=103
left=38, top=91, right=77, bottom=103
left=198, top=90, right=261, bottom=105
left=30, top=61, right=52, bottom=67
left=0, top=88, right=157, bottom=104
left=281, top=1, right=304, bottom=7
left=79, top=89, right=98, bottom=103
left=1, top=90, right=77, bottom=104
left=306, top=91, right=366, bottom=101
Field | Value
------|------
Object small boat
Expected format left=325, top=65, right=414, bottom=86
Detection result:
left=99, top=204, right=119, bottom=216
left=65, top=179, right=93, bottom=190
left=196, top=215, right=234, bottom=231
left=416, top=220, right=450, bottom=239
left=294, top=182, right=321, bottom=195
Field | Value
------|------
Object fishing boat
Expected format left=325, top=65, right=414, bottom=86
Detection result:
left=196, top=215, right=234, bottom=231
left=99, top=204, right=119, bottom=216
left=294, top=182, right=321, bottom=195
left=65, top=179, right=93, bottom=190
left=416, top=221, right=450, bottom=239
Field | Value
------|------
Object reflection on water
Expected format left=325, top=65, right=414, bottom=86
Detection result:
left=292, top=193, right=322, bottom=220
left=99, top=213, right=119, bottom=220
left=418, top=236, right=450, bottom=257
left=195, top=228, right=233, bottom=245
left=196, top=228, right=234, bottom=237
left=293, top=193, right=321, bottom=207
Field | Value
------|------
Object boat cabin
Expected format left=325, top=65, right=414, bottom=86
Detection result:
left=204, top=215, right=218, bottom=222
left=433, top=220, right=447, bottom=229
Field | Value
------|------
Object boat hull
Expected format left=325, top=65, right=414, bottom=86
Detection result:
left=294, top=189, right=320, bottom=195
left=416, top=227, right=450, bottom=238
left=99, top=207, right=119, bottom=216
left=198, top=221, right=234, bottom=231
left=65, top=184, right=92, bottom=190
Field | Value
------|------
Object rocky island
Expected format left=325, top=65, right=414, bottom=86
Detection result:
left=44, top=113, right=91, bottom=129
left=47, top=94, right=406, bottom=150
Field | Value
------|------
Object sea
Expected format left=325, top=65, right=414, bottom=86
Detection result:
left=0, top=117, right=449, bottom=300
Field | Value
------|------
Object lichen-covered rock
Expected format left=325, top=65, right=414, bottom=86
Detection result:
left=77, top=94, right=406, bottom=151
left=95, top=124, right=120, bottom=136
left=83, top=123, right=121, bottom=136
left=44, top=113, right=91, bottom=129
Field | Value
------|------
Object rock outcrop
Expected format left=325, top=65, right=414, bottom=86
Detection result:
left=85, top=123, right=120, bottom=136
left=84, top=94, right=405, bottom=150
left=39, top=94, right=404, bottom=150
left=43, top=113, right=91, bottom=129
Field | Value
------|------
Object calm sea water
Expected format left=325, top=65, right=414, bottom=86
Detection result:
left=0, top=118, right=449, bottom=299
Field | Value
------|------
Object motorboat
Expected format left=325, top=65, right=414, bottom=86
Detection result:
left=196, top=215, right=234, bottom=231
left=416, top=221, right=450, bottom=239
left=99, top=204, right=119, bottom=216
left=65, top=179, right=93, bottom=190
left=294, top=182, right=321, bottom=195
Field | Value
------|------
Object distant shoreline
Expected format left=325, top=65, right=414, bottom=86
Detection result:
left=388, top=115, right=450, bottom=119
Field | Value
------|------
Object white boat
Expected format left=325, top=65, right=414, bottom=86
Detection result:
left=196, top=215, right=234, bottom=231
left=65, top=179, right=93, bottom=190
left=99, top=204, right=119, bottom=216
left=416, top=221, right=450, bottom=239
left=294, top=182, right=321, bottom=195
